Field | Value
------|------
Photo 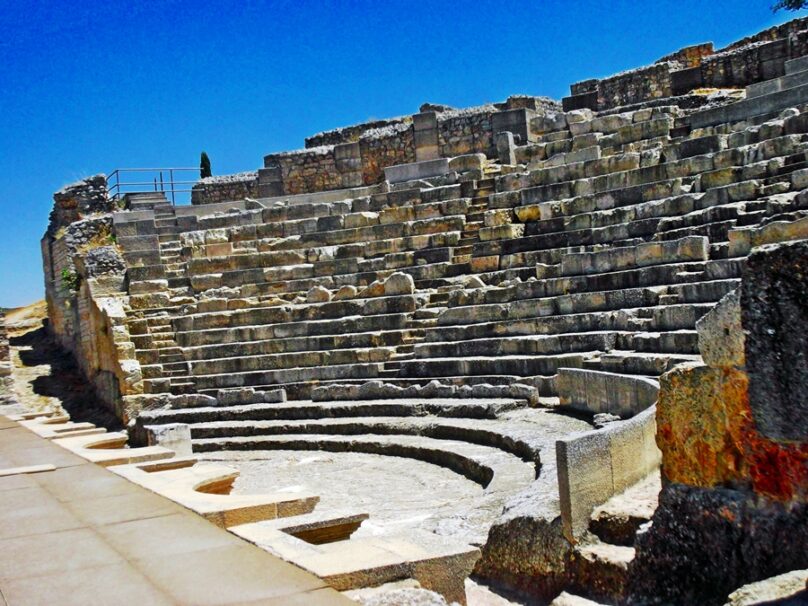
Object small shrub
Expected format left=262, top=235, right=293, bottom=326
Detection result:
left=60, top=268, right=80, bottom=292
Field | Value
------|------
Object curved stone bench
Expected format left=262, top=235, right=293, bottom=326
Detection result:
left=556, top=406, right=661, bottom=541
left=186, top=416, right=543, bottom=473
left=192, top=433, right=533, bottom=491
left=556, top=368, right=659, bottom=418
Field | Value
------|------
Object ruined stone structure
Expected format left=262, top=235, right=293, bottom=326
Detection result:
left=40, top=18, right=808, bottom=606
left=0, top=312, right=13, bottom=403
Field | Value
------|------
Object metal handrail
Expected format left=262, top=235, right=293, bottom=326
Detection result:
left=107, top=167, right=199, bottom=206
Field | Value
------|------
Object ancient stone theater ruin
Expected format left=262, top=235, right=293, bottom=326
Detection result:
left=6, top=15, right=806, bottom=606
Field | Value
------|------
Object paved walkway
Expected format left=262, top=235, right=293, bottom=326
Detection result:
left=0, top=415, right=354, bottom=606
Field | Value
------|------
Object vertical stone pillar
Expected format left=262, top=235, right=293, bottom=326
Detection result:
left=492, top=108, right=536, bottom=145
left=496, top=131, right=516, bottom=165
left=334, top=142, right=363, bottom=188
left=413, top=111, right=439, bottom=161
left=258, top=159, right=284, bottom=198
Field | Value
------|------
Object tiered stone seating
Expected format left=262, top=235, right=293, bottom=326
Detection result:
left=112, top=98, right=808, bottom=408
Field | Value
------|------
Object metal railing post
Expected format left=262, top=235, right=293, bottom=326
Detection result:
left=104, top=167, right=198, bottom=206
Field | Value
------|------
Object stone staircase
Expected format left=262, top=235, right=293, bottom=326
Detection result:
left=112, top=99, right=808, bottom=402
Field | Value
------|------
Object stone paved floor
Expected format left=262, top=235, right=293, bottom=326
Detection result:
left=0, top=416, right=354, bottom=606
left=205, top=449, right=491, bottom=540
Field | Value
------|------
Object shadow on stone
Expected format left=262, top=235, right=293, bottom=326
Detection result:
left=11, top=324, right=122, bottom=431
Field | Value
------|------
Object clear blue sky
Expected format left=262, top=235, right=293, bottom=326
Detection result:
left=0, top=0, right=805, bottom=308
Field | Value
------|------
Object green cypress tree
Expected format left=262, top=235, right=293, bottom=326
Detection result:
left=200, top=151, right=212, bottom=179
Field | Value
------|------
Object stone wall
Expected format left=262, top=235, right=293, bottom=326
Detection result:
left=359, top=123, right=416, bottom=185
left=41, top=179, right=143, bottom=419
left=722, top=15, right=808, bottom=51
left=47, top=174, right=112, bottom=236
left=565, top=17, right=808, bottom=111
left=0, top=312, right=13, bottom=403
left=191, top=172, right=258, bottom=205
left=699, top=38, right=789, bottom=89
left=253, top=100, right=547, bottom=196
left=437, top=105, right=499, bottom=157
left=557, top=406, right=660, bottom=541
left=305, top=116, right=409, bottom=148
left=656, top=42, right=715, bottom=69
left=263, top=146, right=342, bottom=196
left=599, top=63, right=677, bottom=111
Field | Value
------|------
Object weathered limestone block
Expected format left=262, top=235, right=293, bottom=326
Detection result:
left=724, top=569, right=808, bottom=606
left=384, top=272, right=415, bottom=296
left=479, top=224, right=524, bottom=241
left=346, top=212, right=379, bottom=228
left=143, top=423, right=192, bottom=457
left=449, top=153, right=485, bottom=173
left=359, top=280, right=386, bottom=299
left=557, top=369, right=659, bottom=418
left=216, top=387, right=287, bottom=406
left=484, top=209, right=512, bottom=227
left=334, top=285, right=358, bottom=300
left=307, top=285, right=332, bottom=303
left=728, top=215, right=808, bottom=257
left=742, top=240, right=808, bottom=442
left=656, top=362, right=752, bottom=489
left=696, top=289, right=745, bottom=369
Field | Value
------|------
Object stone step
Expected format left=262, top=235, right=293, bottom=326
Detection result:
left=188, top=259, right=464, bottom=297
left=415, top=332, right=620, bottom=359
left=447, top=258, right=741, bottom=308
left=134, top=398, right=526, bottom=429
left=414, top=329, right=698, bottom=360
left=572, top=541, right=635, bottom=604
left=191, top=432, right=534, bottom=491
left=595, top=350, right=701, bottom=376
left=785, top=54, right=808, bottom=75
left=179, top=329, right=409, bottom=361
left=195, top=375, right=530, bottom=400
left=438, top=285, right=678, bottom=328
left=748, top=67, right=808, bottom=99
left=424, top=304, right=713, bottom=347
left=589, top=472, right=660, bottom=546
left=175, top=312, right=411, bottom=348
left=181, top=361, right=387, bottom=391
left=689, top=81, right=808, bottom=129
left=174, top=295, right=418, bottom=333
left=186, top=241, right=460, bottom=277
left=184, top=415, right=542, bottom=468
left=185, top=345, right=397, bottom=377
left=395, top=352, right=598, bottom=379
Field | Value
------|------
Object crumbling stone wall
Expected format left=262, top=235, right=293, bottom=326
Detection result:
left=723, top=15, right=808, bottom=51
left=191, top=172, right=258, bottom=205
left=257, top=102, right=537, bottom=195
left=656, top=42, right=715, bottom=69
left=47, top=174, right=112, bottom=237
left=41, top=179, right=142, bottom=418
left=264, top=146, right=342, bottom=195
left=700, top=39, right=789, bottom=89
left=305, top=116, right=409, bottom=148
left=0, top=312, right=13, bottom=403
left=566, top=17, right=808, bottom=111
left=437, top=105, right=499, bottom=157
left=359, top=123, right=416, bottom=185
left=599, top=63, right=677, bottom=110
